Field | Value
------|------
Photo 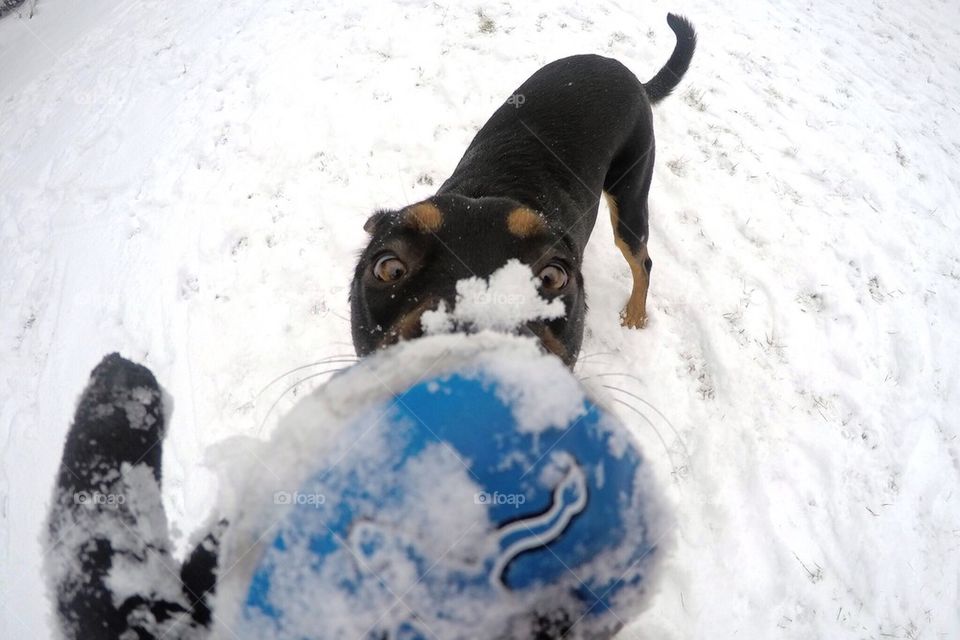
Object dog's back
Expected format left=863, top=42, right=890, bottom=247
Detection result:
left=439, top=55, right=645, bottom=236
left=439, top=14, right=697, bottom=242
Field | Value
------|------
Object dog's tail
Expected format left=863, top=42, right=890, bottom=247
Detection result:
left=643, top=13, right=697, bottom=104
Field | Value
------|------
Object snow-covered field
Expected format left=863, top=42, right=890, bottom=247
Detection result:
left=2, top=0, right=959, bottom=637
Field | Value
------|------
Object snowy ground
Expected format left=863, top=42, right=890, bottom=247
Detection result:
left=2, top=0, right=959, bottom=637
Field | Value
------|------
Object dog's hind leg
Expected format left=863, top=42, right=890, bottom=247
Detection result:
left=603, top=136, right=655, bottom=329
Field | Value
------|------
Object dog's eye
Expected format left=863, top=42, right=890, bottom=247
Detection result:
left=537, top=263, right=568, bottom=291
left=373, top=253, right=408, bottom=282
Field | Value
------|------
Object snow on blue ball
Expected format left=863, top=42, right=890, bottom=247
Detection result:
left=226, top=335, right=664, bottom=640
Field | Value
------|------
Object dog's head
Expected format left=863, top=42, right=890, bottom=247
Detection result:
left=350, top=194, right=585, bottom=366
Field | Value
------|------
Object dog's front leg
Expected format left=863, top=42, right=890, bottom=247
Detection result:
left=44, top=354, right=213, bottom=640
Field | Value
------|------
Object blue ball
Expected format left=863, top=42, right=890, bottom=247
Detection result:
left=240, top=359, right=661, bottom=639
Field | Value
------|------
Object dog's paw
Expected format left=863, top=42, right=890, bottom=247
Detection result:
left=76, top=353, right=163, bottom=434
left=62, top=354, right=167, bottom=489
left=619, top=307, right=648, bottom=329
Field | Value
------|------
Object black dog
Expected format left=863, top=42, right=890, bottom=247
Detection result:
left=352, top=14, right=696, bottom=367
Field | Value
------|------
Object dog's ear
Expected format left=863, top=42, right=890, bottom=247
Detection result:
left=363, top=210, right=391, bottom=234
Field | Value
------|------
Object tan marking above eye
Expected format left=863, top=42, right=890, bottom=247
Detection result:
left=506, top=207, right=547, bottom=238
left=403, top=202, right=444, bottom=233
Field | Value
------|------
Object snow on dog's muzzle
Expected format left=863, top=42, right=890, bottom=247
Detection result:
left=420, top=259, right=565, bottom=335
left=417, top=259, right=573, bottom=364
